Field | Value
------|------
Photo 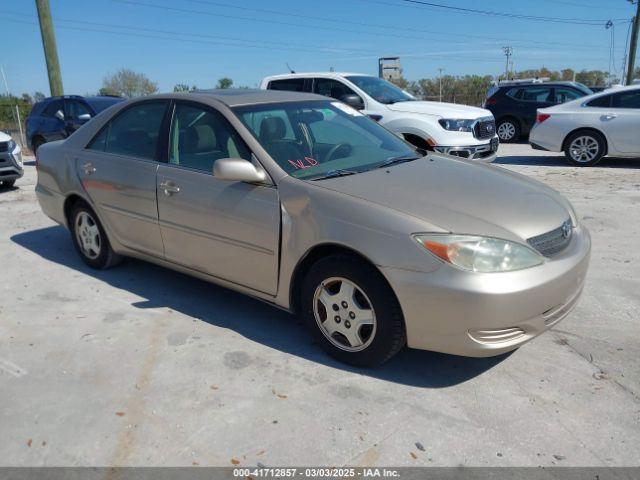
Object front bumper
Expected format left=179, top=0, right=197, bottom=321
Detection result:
left=0, top=146, right=24, bottom=182
left=381, top=226, right=591, bottom=357
left=434, top=137, right=499, bottom=163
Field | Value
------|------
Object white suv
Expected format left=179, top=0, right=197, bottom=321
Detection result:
left=260, top=72, right=499, bottom=162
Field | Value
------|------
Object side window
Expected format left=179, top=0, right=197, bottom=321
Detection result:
left=169, top=103, right=250, bottom=173
left=314, top=78, right=359, bottom=101
left=586, top=95, right=611, bottom=108
left=42, top=100, right=64, bottom=118
left=611, top=90, right=640, bottom=109
left=553, top=88, right=583, bottom=103
left=96, top=102, right=167, bottom=159
left=521, top=87, right=552, bottom=102
left=267, top=78, right=306, bottom=92
left=506, top=88, right=522, bottom=99
left=65, top=100, right=92, bottom=119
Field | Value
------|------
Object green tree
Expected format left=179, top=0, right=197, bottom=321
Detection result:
left=102, top=69, right=158, bottom=98
left=173, top=83, right=191, bottom=92
left=33, top=91, right=46, bottom=102
left=216, top=77, right=233, bottom=89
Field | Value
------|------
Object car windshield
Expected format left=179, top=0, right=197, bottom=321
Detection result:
left=573, top=83, right=594, bottom=95
left=233, top=100, right=420, bottom=180
left=345, top=76, right=415, bottom=105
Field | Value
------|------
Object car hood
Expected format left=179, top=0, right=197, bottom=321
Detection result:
left=314, top=156, right=571, bottom=242
left=385, top=100, right=492, bottom=119
left=0, top=131, right=11, bottom=142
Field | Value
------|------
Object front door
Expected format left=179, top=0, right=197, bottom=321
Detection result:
left=80, top=101, right=168, bottom=256
left=156, top=102, right=280, bottom=295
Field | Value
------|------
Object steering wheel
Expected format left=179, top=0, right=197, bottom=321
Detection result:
left=324, top=143, right=352, bottom=162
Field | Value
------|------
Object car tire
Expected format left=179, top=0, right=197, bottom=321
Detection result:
left=0, top=179, right=16, bottom=188
left=70, top=202, right=122, bottom=269
left=497, top=118, right=520, bottom=143
left=300, top=254, right=406, bottom=367
left=563, top=130, right=606, bottom=167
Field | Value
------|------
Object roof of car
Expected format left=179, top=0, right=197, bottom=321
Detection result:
left=174, top=88, right=329, bottom=106
left=497, top=81, right=586, bottom=88
left=262, top=72, right=371, bottom=80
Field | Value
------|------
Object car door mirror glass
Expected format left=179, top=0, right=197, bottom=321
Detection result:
left=339, top=94, right=365, bottom=110
left=54, top=110, right=65, bottom=121
left=213, top=157, right=267, bottom=183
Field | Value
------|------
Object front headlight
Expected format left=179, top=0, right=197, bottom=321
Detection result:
left=413, top=234, right=544, bottom=273
left=8, top=139, right=16, bottom=151
left=438, top=118, right=475, bottom=132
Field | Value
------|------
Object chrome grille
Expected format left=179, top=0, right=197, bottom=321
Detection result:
left=474, top=119, right=496, bottom=139
left=527, top=220, right=573, bottom=257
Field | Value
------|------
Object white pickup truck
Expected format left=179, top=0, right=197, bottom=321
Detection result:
left=260, top=72, right=499, bottom=162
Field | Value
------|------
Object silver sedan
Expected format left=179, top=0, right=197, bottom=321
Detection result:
left=35, top=90, right=590, bottom=366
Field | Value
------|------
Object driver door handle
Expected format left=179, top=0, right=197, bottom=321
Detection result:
left=159, top=180, right=180, bottom=196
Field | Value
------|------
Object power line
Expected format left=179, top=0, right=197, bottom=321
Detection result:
left=395, top=0, right=627, bottom=25
left=109, top=0, right=624, bottom=53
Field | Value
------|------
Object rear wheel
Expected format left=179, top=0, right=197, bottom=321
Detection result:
left=564, top=131, right=606, bottom=166
left=70, top=202, right=122, bottom=269
left=497, top=118, right=520, bottom=143
left=300, top=255, right=406, bottom=366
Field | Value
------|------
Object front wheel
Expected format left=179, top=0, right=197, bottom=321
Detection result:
left=70, top=203, right=122, bottom=269
left=300, top=255, right=406, bottom=366
left=564, top=131, right=606, bottom=166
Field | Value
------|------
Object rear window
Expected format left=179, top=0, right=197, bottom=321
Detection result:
left=267, top=78, right=306, bottom=92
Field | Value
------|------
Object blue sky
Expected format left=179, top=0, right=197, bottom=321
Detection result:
left=1, top=0, right=636, bottom=96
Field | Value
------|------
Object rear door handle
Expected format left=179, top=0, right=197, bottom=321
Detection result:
left=159, top=180, right=180, bottom=195
left=81, top=162, right=96, bottom=175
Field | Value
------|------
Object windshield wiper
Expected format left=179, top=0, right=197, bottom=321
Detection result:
left=308, top=169, right=363, bottom=181
left=376, top=154, right=421, bottom=169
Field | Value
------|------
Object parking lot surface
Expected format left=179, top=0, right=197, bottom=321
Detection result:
left=1, top=143, right=639, bottom=467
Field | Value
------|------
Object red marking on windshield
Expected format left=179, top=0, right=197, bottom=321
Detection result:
left=288, top=157, right=318, bottom=170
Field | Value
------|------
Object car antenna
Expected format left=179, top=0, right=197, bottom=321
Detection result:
left=286, top=62, right=296, bottom=74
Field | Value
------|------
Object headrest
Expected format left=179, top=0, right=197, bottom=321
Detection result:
left=184, top=124, right=217, bottom=153
left=259, top=116, right=286, bottom=143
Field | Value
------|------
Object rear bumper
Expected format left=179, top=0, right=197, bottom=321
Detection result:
left=382, top=226, right=591, bottom=357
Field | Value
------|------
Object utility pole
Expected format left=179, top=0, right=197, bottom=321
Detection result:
left=626, top=0, right=640, bottom=85
left=437, top=68, right=444, bottom=102
left=35, top=0, right=63, bottom=96
left=502, top=46, right=513, bottom=80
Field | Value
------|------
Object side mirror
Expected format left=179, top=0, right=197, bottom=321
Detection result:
left=213, top=158, right=267, bottom=183
left=339, top=94, right=365, bottom=110
left=54, top=110, right=65, bottom=121
left=78, top=113, right=92, bottom=121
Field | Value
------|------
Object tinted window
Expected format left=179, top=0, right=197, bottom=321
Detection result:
left=345, top=76, right=413, bottom=104
left=88, top=102, right=167, bottom=159
left=29, top=101, right=47, bottom=117
left=86, top=97, right=123, bottom=113
left=268, top=78, right=306, bottom=92
left=42, top=100, right=63, bottom=117
left=169, top=103, right=250, bottom=173
left=314, top=79, right=358, bottom=101
left=65, top=100, right=92, bottom=119
left=611, top=90, right=640, bottom=108
left=553, top=88, right=583, bottom=103
left=586, top=95, right=611, bottom=108
left=521, top=87, right=552, bottom=102
left=506, top=88, right=522, bottom=99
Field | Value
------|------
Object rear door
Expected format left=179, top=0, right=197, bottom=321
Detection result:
left=80, top=100, right=169, bottom=256
left=156, top=101, right=280, bottom=295
left=519, top=86, right=554, bottom=132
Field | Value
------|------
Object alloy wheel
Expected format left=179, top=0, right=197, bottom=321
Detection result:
left=569, top=136, right=599, bottom=163
left=497, top=121, right=516, bottom=141
left=313, top=277, right=377, bottom=352
left=75, top=211, right=102, bottom=260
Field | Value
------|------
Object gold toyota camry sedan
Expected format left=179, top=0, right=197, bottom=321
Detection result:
left=35, top=90, right=590, bottom=366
